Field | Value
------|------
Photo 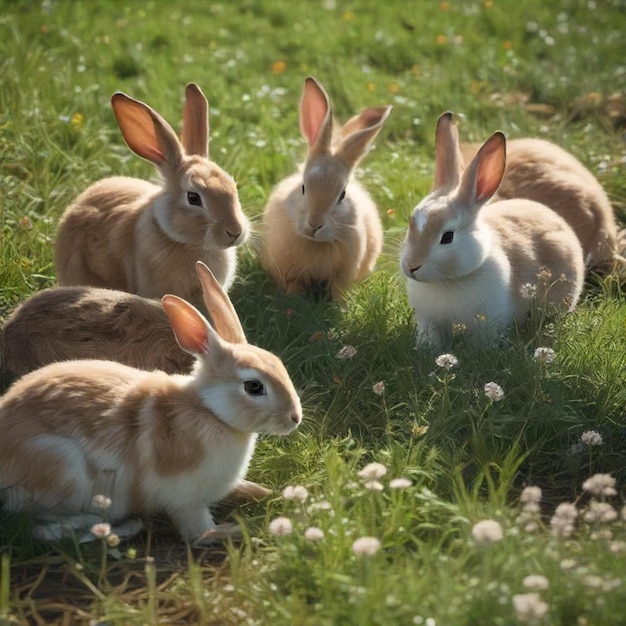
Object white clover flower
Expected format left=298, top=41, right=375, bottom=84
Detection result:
left=336, top=345, right=357, bottom=360
left=435, top=353, right=458, bottom=370
left=484, top=382, right=505, bottom=402
left=520, top=283, right=537, bottom=299
left=358, top=462, right=387, bottom=480
left=90, top=523, right=111, bottom=539
left=364, top=480, right=384, bottom=492
left=282, top=485, right=309, bottom=503
left=522, top=575, right=549, bottom=591
left=268, top=516, right=293, bottom=537
left=308, top=500, right=332, bottom=513
left=512, top=592, right=548, bottom=622
left=304, top=527, right=325, bottom=542
left=582, top=473, right=617, bottom=498
left=580, top=430, right=603, bottom=446
left=520, top=486, right=542, bottom=505
left=389, top=477, right=412, bottom=489
left=533, top=346, right=555, bottom=365
left=583, top=501, right=618, bottom=524
left=92, top=494, right=112, bottom=509
left=352, top=536, right=382, bottom=556
left=471, top=519, right=504, bottom=544
left=550, top=502, right=578, bottom=538
left=106, top=533, right=121, bottom=548
left=372, top=381, right=385, bottom=395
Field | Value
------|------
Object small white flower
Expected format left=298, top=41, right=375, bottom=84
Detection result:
left=484, top=382, right=504, bottom=402
left=336, top=345, right=357, bottom=360
left=268, top=516, right=293, bottom=537
left=106, top=533, right=121, bottom=548
left=512, top=592, right=548, bottom=622
left=308, top=500, right=332, bottom=513
left=389, top=477, right=412, bottom=489
left=580, top=430, right=603, bottom=446
left=304, top=527, right=324, bottom=542
left=90, top=523, right=111, bottom=539
left=533, top=346, right=555, bottom=364
left=372, top=381, right=385, bottom=395
left=352, top=536, right=382, bottom=556
left=92, top=494, right=112, bottom=509
left=364, top=480, right=384, bottom=492
left=471, top=519, right=504, bottom=544
left=522, top=575, right=549, bottom=591
left=282, top=485, right=309, bottom=503
left=584, top=501, right=618, bottom=524
left=435, top=353, right=458, bottom=370
left=520, top=486, right=542, bottom=505
left=520, top=283, right=537, bottom=299
left=358, top=462, right=387, bottom=480
left=582, top=473, right=617, bottom=498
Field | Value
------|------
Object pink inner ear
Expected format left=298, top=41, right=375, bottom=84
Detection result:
left=474, top=134, right=506, bottom=203
left=300, top=79, right=330, bottom=147
left=162, top=296, right=210, bottom=356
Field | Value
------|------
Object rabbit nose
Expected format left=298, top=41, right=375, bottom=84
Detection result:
left=410, top=265, right=422, bottom=274
left=308, top=221, right=324, bottom=233
left=226, top=229, right=241, bottom=242
left=290, top=412, right=302, bottom=425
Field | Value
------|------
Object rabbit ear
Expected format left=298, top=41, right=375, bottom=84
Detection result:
left=162, top=294, right=218, bottom=357
left=300, top=76, right=333, bottom=155
left=335, top=106, right=392, bottom=168
left=196, top=261, right=247, bottom=345
left=434, top=112, right=463, bottom=193
left=457, top=131, right=506, bottom=207
left=111, top=92, right=184, bottom=169
left=182, top=83, right=209, bottom=158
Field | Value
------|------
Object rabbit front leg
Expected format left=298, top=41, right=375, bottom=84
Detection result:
left=168, top=502, right=241, bottom=545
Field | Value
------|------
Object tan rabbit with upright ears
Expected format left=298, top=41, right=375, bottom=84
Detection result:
left=260, top=76, right=391, bottom=299
left=0, top=262, right=301, bottom=544
left=401, top=112, right=585, bottom=348
left=55, top=83, right=248, bottom=309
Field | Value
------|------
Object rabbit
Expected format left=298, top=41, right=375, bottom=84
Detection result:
left=0, top=285, right=195, bottom=382
left=400, top=112, right=585, bottom=348
left=460, top=137, right=620, bottom=275
left=260, top=76, right=391, bottom=299
left=0, top=262, right=301, bottom=544
left=54, top=83, right=249, bottom=310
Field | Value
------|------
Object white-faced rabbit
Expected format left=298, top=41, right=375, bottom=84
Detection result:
left=55, top=83, right=249, bottom=308
left=260, top=77, right=391, bottom=299
left=461, top=137, right=620, bottom=274
left=0, top=262, right=301, bottom=544
left=400, top=112, right=585, bottom=348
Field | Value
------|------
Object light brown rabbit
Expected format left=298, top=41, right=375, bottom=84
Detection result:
left=55, top=83, right=249, bottom=309
left=461, top=137, right=620, bottom=274
left=401, top=113, right=585, bottom=348
left=0, top=262, right=301, bottom=544
left=260, top=77, right=391, bottom=299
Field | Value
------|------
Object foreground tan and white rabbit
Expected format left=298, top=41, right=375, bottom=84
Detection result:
left=400, top=112, right=585, bottom=348
left=55, top=83, right=248, bottom=308
left=260, top=77, right=391, bottom=299
left=461, top=137, right=620, bottom=274
left=0, top=262, right=301, bottom=544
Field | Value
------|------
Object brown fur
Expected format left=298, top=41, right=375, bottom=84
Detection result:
left=55, top=85, right=247, bottom=309
left=260, top=77, right=391, bottom=299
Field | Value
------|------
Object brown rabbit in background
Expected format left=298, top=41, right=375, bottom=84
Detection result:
left=0, top=262, right=301, bottom=544
left=55, top=83, right=249, bottom=309
left=461, top=136, right=621, bottom=275
left=260, top=77, right=391, bottom=299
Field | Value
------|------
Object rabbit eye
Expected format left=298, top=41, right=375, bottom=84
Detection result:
left=338, top=189, right=346, bottom=203
left=301, top=184, right=305, bottom=195
left=244, top=379, right=266, bottom=396
left=187, top=191, right=202, bottom=207
left=440, top=231, right=454, bottom=245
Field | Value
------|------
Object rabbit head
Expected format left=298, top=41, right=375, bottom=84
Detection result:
left=401, top=112, right=505, bottom=283
left=163, top=261, right=302, bottom=436
left=112, top=83, right=249, bottom=249
left=295, top=76, right=391, bottom=241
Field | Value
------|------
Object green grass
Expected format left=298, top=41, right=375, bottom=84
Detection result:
left=1, top=0, right=626, bottom=624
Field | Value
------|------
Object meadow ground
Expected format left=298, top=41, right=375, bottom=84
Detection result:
left=0, top=1, right=625, bottom=624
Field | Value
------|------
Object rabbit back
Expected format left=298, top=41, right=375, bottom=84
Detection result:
left=1, top=286, right=195, bottom=381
